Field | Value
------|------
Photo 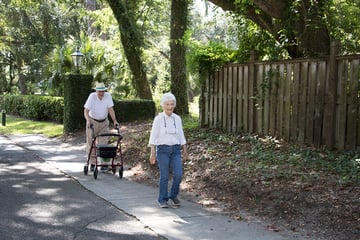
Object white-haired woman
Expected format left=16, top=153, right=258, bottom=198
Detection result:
left=149, top=92, right=188, bottom=208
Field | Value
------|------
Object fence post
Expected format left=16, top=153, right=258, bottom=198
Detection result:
left=323, top=40, right=341, bottom=148
left=1, top=110, right=5, bottom=126
left=199, top=70, right=209, bottom=127
left=249, top=50, right=258, bottom=133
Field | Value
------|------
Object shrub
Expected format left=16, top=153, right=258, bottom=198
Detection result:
left=0, top=95, right=64, bottom=123
left=0, top=94, right=155, bottom=125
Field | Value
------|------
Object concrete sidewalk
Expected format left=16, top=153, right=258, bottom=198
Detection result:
left=7, top=134, right=299, bottom=240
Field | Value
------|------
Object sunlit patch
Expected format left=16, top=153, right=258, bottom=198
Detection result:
left=45, top=177, right=70, bottom=182
left=35, top=188, right=60, bottom=196
left=355, top=159, right=360, bottom=168
left=17, top=203, right=63, bottom=225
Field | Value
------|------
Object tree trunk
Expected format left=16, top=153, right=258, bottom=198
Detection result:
left=106, top=0, right=152, bottom=100
left=208, top=0, right=331, bottom=58
left=170, top=0, right=189, bottom=115
left=17, top=58, right=27, bottom=95
left=86, top=0, right=98, bottom=37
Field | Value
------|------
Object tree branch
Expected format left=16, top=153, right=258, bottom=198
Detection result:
left=252, top=0, right=286, bottom=19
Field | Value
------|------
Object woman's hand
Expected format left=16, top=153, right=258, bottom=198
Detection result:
left=149, top=153, right=156, bottom=165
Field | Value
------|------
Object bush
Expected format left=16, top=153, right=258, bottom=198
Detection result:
left=0, top=95, right=64, bottom=123
left=0, top=94, right=155, bottom=125
left=114, top=99, right=155, bottom=122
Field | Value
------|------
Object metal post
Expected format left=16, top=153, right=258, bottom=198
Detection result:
left=1, top=110, right=6, bottom=126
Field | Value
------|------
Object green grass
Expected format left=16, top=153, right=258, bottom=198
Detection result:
left=183, top=97, right=200, bottom=130
left=0, top=115, right=63, bottom=138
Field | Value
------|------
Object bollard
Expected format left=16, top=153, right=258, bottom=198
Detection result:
left=1, top=110, right=6, bottom=126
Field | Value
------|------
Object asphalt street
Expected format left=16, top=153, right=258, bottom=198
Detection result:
left=0, top=135, right=163, bottom=240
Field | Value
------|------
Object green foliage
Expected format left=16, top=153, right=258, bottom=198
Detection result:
left=1, top=0, right=359, bottom=99
left=187, top=40, right=238, bottom=79
left=63, top=74, right=93, bottom=133
left=0, top=0, right=81, bottom=94
left=113, top=99, right=155, bottom=122
left=182, top=114, right=199, bottom=130
left=234, top=17, right=289, bottom=61
left=327, top=0, right=360, bottom=53
left=0, top=94, right=64, bottom=123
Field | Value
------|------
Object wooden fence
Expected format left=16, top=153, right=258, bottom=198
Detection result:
left=200, top=42, right=360, bottom=150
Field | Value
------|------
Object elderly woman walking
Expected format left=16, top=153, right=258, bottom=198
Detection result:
left=149, top=92, right=188, bottom=208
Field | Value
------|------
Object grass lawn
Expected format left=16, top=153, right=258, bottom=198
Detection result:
left=0, top=115, right=63, bottom=138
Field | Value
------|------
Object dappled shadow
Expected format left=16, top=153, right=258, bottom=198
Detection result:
left=0, top=140, right=162, bottom=240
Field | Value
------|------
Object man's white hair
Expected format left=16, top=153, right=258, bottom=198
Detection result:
left=160, top=92, right=177, bottom=107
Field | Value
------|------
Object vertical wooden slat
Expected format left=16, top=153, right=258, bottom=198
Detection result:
left=291, top=63, right=301, bottom=141
left=238, top=66, right=244, bottom=131
left=213, top=70, right=219, bottom=129
left=256, top=64, right=264, bottom=134
left=335, top=60, right=347, bottom=150
left=243, top=66, right=249, bottom=132
left=227, top=66, right=233, bottom=132
left=209, top=72, right=214, bottom=128
left=263, top=64, right=271, bottom=134
left=323, top=41, right=341, bottom=148
left=313, top=61, right=326, bottom=147
left=297, top=62, right=308, bottom=143
left=277, top=64, right=285, bottom=136
left=248, top=63, right=255, bottom=133
left=221, top=67, right=228, bottom=130
left=202, top=72, right=210, bottom=126
left=232, top=66, right=238, bottom=132
left=283, top=63, right=292, bottom=140
left=305, top=62, right=317, bottom=144
left=355, top=60, right=360, bottom=148
left=346, top=59, right=359, bottom=149
left=269, top=64, right=278, bottom=135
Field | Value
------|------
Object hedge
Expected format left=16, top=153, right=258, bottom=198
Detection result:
left=0, top=95, right=64, bottom=123
left=0, top=94, right=155, bottom=125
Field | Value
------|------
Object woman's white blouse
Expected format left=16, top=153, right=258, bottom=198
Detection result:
left=149, top=112, right=187, bottom=146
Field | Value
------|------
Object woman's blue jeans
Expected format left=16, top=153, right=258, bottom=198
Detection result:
left=156, top=144, right=183, bottom=203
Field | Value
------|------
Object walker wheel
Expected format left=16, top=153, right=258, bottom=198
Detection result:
left=83, top=165, right=88, bottom=176
left=112, top=167, right=116, bottom=174
left=94, top=169, right=98, bottom=179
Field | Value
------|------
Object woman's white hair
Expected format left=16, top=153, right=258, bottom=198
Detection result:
left=160, top=92, right=176, bottom=107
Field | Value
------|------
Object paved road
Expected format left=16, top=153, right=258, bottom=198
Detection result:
left=0, top=135, right=163, bottom=240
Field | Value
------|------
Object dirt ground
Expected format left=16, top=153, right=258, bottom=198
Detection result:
left=63, top=121, right=359, bottom=240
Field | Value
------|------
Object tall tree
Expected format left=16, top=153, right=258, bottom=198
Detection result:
left=106, top=0, right=152, bottom=100
left=208, top=0, right=331, bottom=57
left=0, top=0, right=79, bottom=94
left=170, top=0, right=189, bottom=114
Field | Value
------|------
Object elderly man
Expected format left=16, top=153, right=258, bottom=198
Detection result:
left=84, top=83, right=119, bottom=171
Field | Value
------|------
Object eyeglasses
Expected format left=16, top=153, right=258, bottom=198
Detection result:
left=164, top=116, right=176, bottom=134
